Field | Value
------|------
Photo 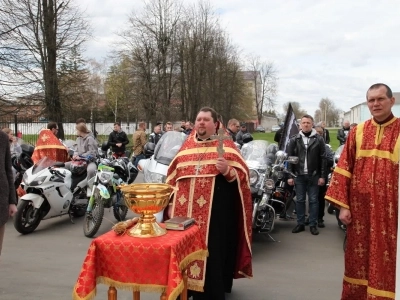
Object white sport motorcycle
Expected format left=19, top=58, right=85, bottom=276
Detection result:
left=14, top=157, right=92, bottom=234
left=138, top=131, right=186, bottom=222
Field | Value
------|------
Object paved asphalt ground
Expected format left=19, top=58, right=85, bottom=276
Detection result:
left=0, top=173, right=345, bottom=300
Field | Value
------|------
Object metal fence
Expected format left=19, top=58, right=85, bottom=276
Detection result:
left=0, top=115, right=152, bottom=146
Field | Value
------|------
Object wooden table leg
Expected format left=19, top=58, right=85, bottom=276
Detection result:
left=133, top=291, right=140, bottom=300
left=181, top=269, right=188, bottom=300
left=108, top=286, right=117, bottom=300
left=160, top=292, right=167, bottom=300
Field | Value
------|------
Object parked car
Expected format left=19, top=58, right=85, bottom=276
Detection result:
left=255, top=126, right=266, bottom=133
left=271, top=125, right=281, bottom=132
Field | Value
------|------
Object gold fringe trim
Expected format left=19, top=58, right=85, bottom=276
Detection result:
left=178, top=249, right=209, bottom=270
left=72, top=287, right=97, bottom=300
left=96, top=276, right=166, bottom=293
left=168, top=280, right=184, bottom=300
left=188, top=283, right=205, bottom=292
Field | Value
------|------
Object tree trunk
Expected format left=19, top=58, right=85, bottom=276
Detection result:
left=42, top=0, right=64, bottom=138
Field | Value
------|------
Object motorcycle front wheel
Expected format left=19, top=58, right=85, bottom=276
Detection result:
left=83, top=191, right=104, bottom=238
left=13, top=201, right=42, bottom=234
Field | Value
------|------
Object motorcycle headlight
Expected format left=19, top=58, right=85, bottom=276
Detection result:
left=144, top=171, right=166, bottom=183
left=249, top=169, right=259, bottom=186
left=29, top=176, right=47, bottom=186
left=258, top=194, right=269, bottom=210
left=99, top=171, right=113, bottom=185
left=264, top=179, right=275, bottom=190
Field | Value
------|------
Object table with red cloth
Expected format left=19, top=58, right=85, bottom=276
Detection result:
left=72, top=225, right=207, bottom=300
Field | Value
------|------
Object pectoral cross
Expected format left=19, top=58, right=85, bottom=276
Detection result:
left=210, top=128, right=232, bottom=157
left=195, top=164, right=202, bottom=175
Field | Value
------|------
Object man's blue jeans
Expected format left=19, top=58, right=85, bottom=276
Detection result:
left=133, top=153, right=145, bottom=167
left=294, top=174, right=320, bottom=227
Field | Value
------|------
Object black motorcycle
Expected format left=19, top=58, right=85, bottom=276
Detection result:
left=241, top=141, right=298, bottom=236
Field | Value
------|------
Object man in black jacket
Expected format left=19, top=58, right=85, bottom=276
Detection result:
left=337, top=120, right=350, bottom=145
left=148, top=123, right=163, bottom=145
left=227, top=118, right=240, bottom=142
left=108, top=122, right=129, bottom=158
left=286, top=115, right=326, bottom=235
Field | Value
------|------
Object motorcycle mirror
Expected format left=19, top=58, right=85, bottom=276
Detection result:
left=287, top=156, right=299, bottom=164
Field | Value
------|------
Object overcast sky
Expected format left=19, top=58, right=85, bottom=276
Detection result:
left=78, top=0, right=400, bottom=115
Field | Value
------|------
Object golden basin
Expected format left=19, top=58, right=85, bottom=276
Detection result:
left=119, top=183, right=173, bottom=238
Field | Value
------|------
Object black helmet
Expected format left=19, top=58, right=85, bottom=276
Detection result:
left=266, top=144, right=278, bottom=155
left=242, top=133, right=253, bottom=144
left=144, top=142, right=155, bottom=157
left=21, top=144, right=34, bottom=157
left=14, top=152, right=33, bottom=171
left=127, top=162, right=138, bottom=184
left=110, top=159, right=128, bottom=182
left=70, top=160, right=87, bottom=175
left=101, top=141, right=110, bottom=152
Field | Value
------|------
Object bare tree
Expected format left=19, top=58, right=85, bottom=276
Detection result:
left=314, top=97, right=340, bottom=126
left=0, top=0, right=90, bottom=137
left=119, top=0, right=181, bottom=126
left=247, top=54, right=278, bottom=124
left=283, top=101, right=307, bottom=119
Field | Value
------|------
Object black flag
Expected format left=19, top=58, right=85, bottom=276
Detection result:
left=279, top=103, right=299, bottom=151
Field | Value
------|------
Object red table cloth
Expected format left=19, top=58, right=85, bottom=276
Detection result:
left=72, top=225, right=207, bottom=300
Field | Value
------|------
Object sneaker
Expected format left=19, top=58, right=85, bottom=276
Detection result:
left=318, top=219, right=325, bottom=228
left=310, top=226, right=319, bottom=235
left=292, top=224, right=305, bottom=233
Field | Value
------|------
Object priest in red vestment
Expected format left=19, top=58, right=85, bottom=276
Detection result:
left=326, top=83, right=400, bottom=300
left=32, top=123, right=69, bottom=164
left=166, top=107, right=252, bottom=300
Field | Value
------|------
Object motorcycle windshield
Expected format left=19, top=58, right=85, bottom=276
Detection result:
left=31, top=157, right=57, bottom=175
left=241, top=140, right=271, bottom=170
left=335, top=145, right=344, bottom=157
left=153, top=131, right=186, bottom=165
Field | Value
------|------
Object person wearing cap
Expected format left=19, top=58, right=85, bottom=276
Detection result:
left=148, top=123, right=162, bottom=145
left=235, top=123, right=248, bottom=146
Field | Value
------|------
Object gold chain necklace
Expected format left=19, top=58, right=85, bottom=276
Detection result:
left=195, top=141, right=209, bottom=175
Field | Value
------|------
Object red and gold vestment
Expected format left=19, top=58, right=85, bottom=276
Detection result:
left=326, top=117, right=400, bottom=300
left=166, top=131, right=253, bottom=292
left=32, top=129, right=69, bottom=164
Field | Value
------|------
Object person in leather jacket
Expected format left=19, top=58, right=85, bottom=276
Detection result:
left=337, top=120, right=350, bottom=145
left=286, top=115, right=326, bottom=236
left=108, top=122, right=129, bottom=157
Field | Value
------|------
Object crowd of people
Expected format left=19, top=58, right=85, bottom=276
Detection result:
left=0, top=83, right=399, bottom=300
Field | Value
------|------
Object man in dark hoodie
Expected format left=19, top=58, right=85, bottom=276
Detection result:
left=286, top=115, right=326, bottom=236
left=108, top=122, right=129, bottom=158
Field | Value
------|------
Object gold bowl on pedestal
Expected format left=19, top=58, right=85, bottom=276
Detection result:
left=119, top=183, right=173, bottom=238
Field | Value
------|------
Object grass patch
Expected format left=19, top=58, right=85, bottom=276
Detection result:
left=252, top=129, right=340, bottom=151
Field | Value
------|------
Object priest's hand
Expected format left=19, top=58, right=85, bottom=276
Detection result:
left=216, top=157, right=228, bottom=174
left=339, top=207, right=352, bottom=225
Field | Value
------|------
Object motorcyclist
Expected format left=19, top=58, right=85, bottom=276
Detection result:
left=235, top=123, right=248, bottom=145
left=65, top=123, right=98, bottom=180
left=108, top=122, right=129, bottom=158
